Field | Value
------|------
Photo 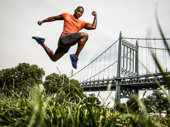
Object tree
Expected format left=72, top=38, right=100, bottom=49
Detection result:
left=0, top=63, right=45, bottom=96
left=43, top=73, right=84, bottom=102
left=43, top=73, right=66, bottom=94
left=143, top=90, right=169, bottom=115
left=126, top=94, right=139, bottom=112
left=64, top=78, right=84, bottom=100
left=87, top=93, right=101, bottom=105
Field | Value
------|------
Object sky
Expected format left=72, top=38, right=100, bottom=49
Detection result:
left=0, top=0, right=170, bottom=77
left=0, top=0, right=170, bottom=106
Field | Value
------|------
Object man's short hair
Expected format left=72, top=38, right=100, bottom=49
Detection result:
left=76, top=6, right=84, bottom=11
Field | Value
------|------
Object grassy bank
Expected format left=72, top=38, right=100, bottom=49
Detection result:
left=0, top=85, right=170, bottom=127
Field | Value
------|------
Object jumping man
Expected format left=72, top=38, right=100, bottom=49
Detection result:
left=32, top=6, right=97, bottom=69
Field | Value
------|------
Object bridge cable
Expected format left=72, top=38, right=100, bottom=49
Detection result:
left=123, top=37, right=170, bottom=40
left=165, top=49, right=167, bottom=72
left=108, top=45, right=111, bottom=79
left=146, top=39, right=148, bottom=74
left=154, top=39, right=157, bottom=73
left=137, top=46, right=169, bottom=50
left=103, top=51, right=106, bottom=79
left=163, top=49, right=165, bottom=72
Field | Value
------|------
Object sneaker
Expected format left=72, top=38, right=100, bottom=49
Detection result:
left=32, top=36, right=45, bottom=44
left=70, top=54, right=78, bottom=69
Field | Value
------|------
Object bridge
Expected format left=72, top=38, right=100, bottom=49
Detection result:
left=70, top=32, right=170, bottom=102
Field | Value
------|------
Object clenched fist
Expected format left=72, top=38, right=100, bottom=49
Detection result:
left=92, top=11, right=97, bottom=16
left=37, top=21, right=43, bottom=25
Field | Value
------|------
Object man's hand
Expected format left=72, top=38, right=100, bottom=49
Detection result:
left=37, top=21, right=43, bottom=26
left=92, top=11, right=97, bottom=16
left=84, top=11, right=97, bottom=30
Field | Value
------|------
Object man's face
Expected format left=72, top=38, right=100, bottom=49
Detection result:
left=74, top=7, right=84, bottom=19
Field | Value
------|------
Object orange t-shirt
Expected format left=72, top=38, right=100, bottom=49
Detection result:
left=61, top=13, right=86, bottom=35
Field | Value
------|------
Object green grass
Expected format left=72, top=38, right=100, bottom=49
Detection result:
left=0, top=84, right=170, bottom=127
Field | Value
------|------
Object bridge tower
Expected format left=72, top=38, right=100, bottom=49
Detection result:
left=115, top=32, right=139, bottom=103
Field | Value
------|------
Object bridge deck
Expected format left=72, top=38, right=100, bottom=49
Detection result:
left=81, top=72, right=170, bottom=91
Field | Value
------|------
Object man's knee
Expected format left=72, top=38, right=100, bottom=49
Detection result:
left=51, top=57, right=57, bottom=62
left=81, top=32, right=88, bottom=40
left=50, top=53, right=65, bottom=62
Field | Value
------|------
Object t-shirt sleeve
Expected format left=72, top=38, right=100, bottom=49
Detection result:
left=61, top=13, right=67, bottom=19
left=81, top=21, right=86, bottom=29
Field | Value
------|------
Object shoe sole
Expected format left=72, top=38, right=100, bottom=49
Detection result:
left=32, top=36, right=45, bottom=40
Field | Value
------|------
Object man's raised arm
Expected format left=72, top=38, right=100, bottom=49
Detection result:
left=84, top=11, right=97, bottom=30
left=37, top=15, right=63, bottom=25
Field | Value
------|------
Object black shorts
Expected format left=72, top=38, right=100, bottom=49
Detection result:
left=55, top=32, right=81, bottom=54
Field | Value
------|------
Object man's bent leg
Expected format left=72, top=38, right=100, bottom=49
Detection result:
left=40, top=43, right=65, bottom=62
left=75, top=32, right=88, bottom=58
left=51, top=53, right=66, bottom=61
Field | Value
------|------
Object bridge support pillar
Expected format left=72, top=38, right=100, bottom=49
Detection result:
left=136, top=89, right=139, bottom=98
left=115, top=31, right=122, bottom=105
left=115, top=80, right=121, bottom=103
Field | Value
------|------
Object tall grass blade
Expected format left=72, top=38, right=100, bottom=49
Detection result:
left=155, top=4, right=170, bottom=55
left=151, top=51, right=170, bottom=89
